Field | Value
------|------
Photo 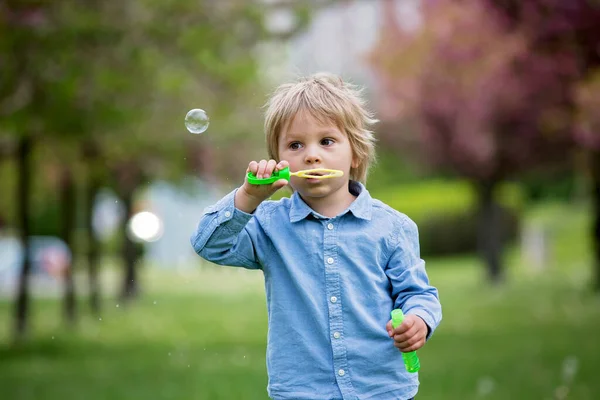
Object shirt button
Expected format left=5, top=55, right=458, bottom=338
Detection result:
left=330, top=296, right=337, bottom=303
left=327, top=223, right=334, bottom=230
left=333, top=332, right=341, bottom=339
left=224, top=211, right=231, bottom=217
left=326, top=257, right=334, bottom=265
left=338, top=369, right=345, bottom=376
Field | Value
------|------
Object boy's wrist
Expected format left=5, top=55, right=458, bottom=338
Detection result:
left=234, top=186, right=264, bottom=214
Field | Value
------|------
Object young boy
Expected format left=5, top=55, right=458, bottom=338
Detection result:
left=190, top=73, right=442, bottom=400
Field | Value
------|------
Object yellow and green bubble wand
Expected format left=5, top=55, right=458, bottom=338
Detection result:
left=247, top=166, right=343, bottom=185
left=391, top=309, right=421, bottom=373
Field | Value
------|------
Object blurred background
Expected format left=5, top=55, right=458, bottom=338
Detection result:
left=1, top=0, right=600, bottom=399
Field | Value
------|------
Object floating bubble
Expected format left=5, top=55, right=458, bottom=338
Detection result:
left=185, top=108, right=210, bottom=134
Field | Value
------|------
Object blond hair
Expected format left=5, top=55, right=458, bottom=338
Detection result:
left=264, top=72, right=377, bottom=183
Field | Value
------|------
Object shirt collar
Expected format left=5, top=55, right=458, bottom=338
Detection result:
left=289, top=180, right=372, bottom=223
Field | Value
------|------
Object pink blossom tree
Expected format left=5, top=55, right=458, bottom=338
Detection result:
left=491, top=0, right=600, bottom=291
left=369, top=0, right=576, bottom=283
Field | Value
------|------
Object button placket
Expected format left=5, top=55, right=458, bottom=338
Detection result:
left=322, top=219, right=355, bottom=399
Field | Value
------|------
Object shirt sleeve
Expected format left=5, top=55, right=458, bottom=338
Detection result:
left=190, top=188, right=262, bottom=270
left=385, top=215, right=442, bottom=339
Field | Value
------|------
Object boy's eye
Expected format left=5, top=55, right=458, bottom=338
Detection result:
left=289, top=142, right=303, bottom=150
left=321, top=138, right=334, bottom=146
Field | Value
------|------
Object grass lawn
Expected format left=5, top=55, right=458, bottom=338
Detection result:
left=1, top=201, right=599, bottom=399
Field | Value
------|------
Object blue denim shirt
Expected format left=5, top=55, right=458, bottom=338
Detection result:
left=191, top=181, right=442, bottom=400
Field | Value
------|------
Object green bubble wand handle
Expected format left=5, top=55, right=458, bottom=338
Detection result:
left=391, top=309, right=421, bottom=373
left=246, top=166, right=343, bottom=185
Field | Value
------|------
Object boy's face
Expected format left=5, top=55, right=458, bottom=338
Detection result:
left=278, top=109, right=357, bottom=204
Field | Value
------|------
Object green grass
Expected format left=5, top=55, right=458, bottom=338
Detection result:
left=1, top=201, right=599, bottom=399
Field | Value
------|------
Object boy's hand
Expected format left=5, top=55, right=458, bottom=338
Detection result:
left=386, top=314, right=428, bottom=352
left=235, top=159, right=289, bottom=213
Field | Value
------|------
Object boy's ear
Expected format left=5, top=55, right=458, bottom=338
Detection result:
left=351, top=156, right=360, bottom=169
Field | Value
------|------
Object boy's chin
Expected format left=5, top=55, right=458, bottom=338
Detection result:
left=297, top=182, right=343, bottom=199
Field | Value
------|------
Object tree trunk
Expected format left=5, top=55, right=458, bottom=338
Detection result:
left=114, top=162, right=142, bottom=302
left=83, top=144, right=102, bottom=315
left=590, top=151, right=600, bottom=292
left=13, top=135, right=33, bottom=341
left=60, top=166, right=77, bottom=326
left=475, top=179, right=504, bottom=284
left=120, top=187, right=139, bottom=301
left=86, top=171, right=102, bottom=314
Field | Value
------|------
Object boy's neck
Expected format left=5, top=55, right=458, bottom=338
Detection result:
left=300, top=183, right=357, bottom=218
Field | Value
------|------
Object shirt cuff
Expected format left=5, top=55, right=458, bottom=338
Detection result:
left=204, top=188, right=253, bottom=233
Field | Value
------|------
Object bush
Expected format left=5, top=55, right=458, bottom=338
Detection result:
left=417, top=207, right=520, bottom=257
left=372, top=180, right=523, bottom=257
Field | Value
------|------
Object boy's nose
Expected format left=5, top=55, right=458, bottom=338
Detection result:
left=304, top=153, right=321, bottom=165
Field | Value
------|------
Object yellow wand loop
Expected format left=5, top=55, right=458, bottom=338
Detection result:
left=247, top=167, right=343, bottom=185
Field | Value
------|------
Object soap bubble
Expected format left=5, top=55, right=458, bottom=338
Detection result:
left=185, top=108, right=210, bottom=134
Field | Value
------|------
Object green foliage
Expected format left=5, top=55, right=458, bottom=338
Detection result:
left=520, top=168, right=579, bottom=203
left=372, top=180, right=524, bottom=256
left=372, top=179, right=524, bottom=221
left=366, top=148, right=430, bottom=192
left=417, top=208, right=519, bottom=257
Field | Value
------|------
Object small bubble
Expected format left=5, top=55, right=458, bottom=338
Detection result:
left=476, top=376, right=495, bottom=396
left=188, top=364, right=190, bottom=368
left=153, top=301, right=157, bottom=305
left=116, top=304, right=120, bottom=308
left=555, top=385, right=569, bottom=400
left=562, top=356, right=578, bottom=382
left=168, top=352, right=171, bottom=356
left=185, top=108, right=210, bottom=134
left=52, top=336, right=55, bottom=340
left=99, top=317, right=102, bottom=321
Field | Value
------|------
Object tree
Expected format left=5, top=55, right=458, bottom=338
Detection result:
left=488, top=0, right=600, bottom=291
left=575, top=71, right=600, bottom=291
left=368, top=0, right=574, bottom=283
left=1, top=0, right=333, bottom=339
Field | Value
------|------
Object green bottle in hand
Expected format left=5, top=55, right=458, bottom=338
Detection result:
left=391, top=309, right=421, bottom=373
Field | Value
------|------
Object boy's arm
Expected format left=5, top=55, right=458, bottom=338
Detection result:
left=190, top=188, right=262, bottom=270
left=385, top=216, right=442, bottom=340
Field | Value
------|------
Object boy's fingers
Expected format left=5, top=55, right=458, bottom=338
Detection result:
left=396, top=338, right=425, bottom=353
left=393, top=319, right=412, bottom=335
left=395, top=333, right=419, bottom=349
left=257, top=159, right=268, bottom=178
left=277, top=160, right=289, bottom=170
left=272, top=179, right=288, bottom=190
left=386, top=320, right=393, bottom=337
left=394, top=325, right=419, bottom=343
left=265, top=159, right=277, bottom=177
left=248, top=160, right=258, bottom=174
